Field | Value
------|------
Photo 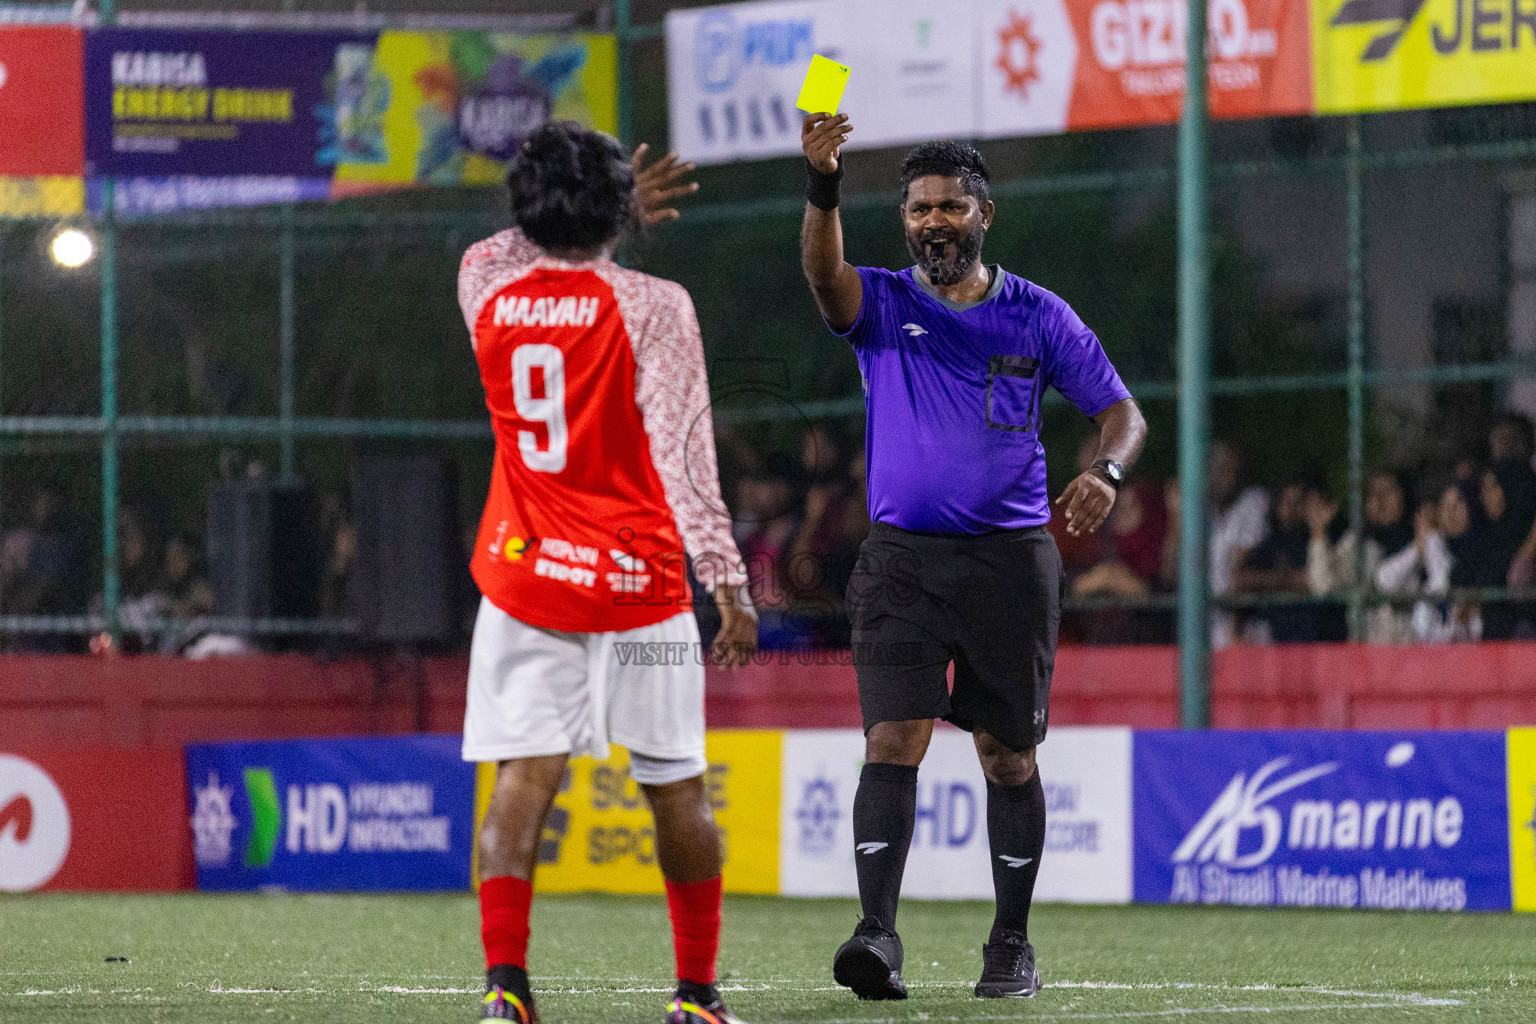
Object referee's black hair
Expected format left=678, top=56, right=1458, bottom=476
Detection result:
left=900, top=140, right=991, bottom=204
left=507, top=121, right=634, bottom=249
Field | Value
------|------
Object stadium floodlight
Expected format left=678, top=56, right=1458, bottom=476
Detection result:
left=49, top=227, right=95, bottom=269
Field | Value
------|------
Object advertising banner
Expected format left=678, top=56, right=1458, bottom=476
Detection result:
left=84, top=28, right=373, bottom=178
left=780, top=727, right=1133, bottom=902
left=1312, top=0, right=1536, bottom=114
left=976, top=0, right=1312, bottom=136
left=666, top=0, right=1311, bottom=164
left=1510, top=728, right=1536, bottom=912
left=1134, top=730, right=1511, bottom=911
left=0, top=25, right=85, bottom=217
left=333, top=30, right=617, bottom=190
left=474, top=729, right=781, bottom=895
left=0, top=748, right=191, bottom=892
left=0, top=26, right=84, bottom=176
left=186, top=736, right=475, bottom=892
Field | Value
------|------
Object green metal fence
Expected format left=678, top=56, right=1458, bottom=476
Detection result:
left=1, top=2, right=1534, bottom=728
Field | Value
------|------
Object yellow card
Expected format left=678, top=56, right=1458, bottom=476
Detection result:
left=796, top=54, right=851, bottom=114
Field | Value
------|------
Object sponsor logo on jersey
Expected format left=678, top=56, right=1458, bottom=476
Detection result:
left=540, top=537, right=600, bottom=567
left=493, top=294, right=601, bottom=329
left=535, top=559, right=597, bottom=588
left=610, top=549, right=646, bottom=573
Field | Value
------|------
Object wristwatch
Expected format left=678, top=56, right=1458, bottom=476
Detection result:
left=1091, top=458, right=1124, bottom=490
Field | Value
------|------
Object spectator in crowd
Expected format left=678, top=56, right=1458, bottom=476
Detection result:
left=735, top=454, right=801, bottom=648
left=139, top=532, right=232, bottom=656
left=1, top=488, right=84, bottom=651
left=1308, top=470, right=1414, bottom=595
left=317, top=492, right=357, bottom=622
left=1207, top=438, right=1268, bottom=647
left=1479, top=463, right=1536, bottom=637
left=1374, top=489, right=1454, bottom=643
left=1233, top=475, right=1345, bottom=642
left=1065, top=446, right=1170, bottom=643
left=104, top=507, right=163, bottom=652
left=787, top=430, right=868, bottom=647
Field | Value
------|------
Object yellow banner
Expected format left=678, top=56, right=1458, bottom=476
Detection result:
left=335, top=31, right=618, bottom=189
left=1511, top=728, right=1536, bottom=912
left=0, top=176, right=85, bottom=218
left=474, top=729, right=782, bottom=895
left=1313, top=0, right=1536, bottom=114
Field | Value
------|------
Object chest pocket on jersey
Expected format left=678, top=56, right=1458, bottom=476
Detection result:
left=985, top=355, right=1040, bottom=432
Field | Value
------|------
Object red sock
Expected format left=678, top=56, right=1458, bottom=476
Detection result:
left=480, top=875, right=533, bottom=970
left=665, top=876, right=723, bottom=985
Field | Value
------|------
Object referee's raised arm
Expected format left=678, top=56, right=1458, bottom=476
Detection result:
left=800, top=112, right=863, bottom=332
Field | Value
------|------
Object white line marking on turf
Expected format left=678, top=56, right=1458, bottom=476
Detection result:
left=822, top=1005, right=1461, bottom=1023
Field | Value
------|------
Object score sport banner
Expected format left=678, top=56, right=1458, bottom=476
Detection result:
left=1134, top=730, right=1512, bottom=911
left=666, top=0, right=1314, bottom=164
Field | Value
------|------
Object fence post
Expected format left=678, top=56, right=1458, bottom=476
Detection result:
left=1345, top=116, right=1366, bottom=639
left=1177, top=0, right=1212, bottom=729
left=280, top=203, right=297, bottom=481
left=100, top=0, right=121, bottom=644
left=616, top=0, right=633, bottom=149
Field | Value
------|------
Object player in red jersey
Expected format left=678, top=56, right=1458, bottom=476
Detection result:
left=459, top=122, right=757, bottom=1024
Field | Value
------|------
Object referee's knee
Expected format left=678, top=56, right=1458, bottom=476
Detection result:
left=975, top=734, right=1036, bottom=786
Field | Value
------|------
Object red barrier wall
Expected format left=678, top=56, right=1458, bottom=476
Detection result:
left=1, top=643, right=1533, bottom=748
left=0, top=748, right=192, bottom=891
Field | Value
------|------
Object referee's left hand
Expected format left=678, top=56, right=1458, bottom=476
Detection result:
left=1056, top=471, right=1117, bottom=536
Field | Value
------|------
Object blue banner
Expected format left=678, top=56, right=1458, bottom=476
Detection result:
left=185, top=736, right=475, bottom=892
left=85, top=28, right=375, bottom=177
left=1133, top=731, right=1511, bottom=912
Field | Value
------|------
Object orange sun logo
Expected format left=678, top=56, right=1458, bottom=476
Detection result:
left=995, top=9, right=1042, bottom=99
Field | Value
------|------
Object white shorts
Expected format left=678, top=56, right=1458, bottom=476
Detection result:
left=461, top=598, right=707, bottom=783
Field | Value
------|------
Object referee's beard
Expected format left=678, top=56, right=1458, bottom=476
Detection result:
left=907, top=220, right=985, bottom=287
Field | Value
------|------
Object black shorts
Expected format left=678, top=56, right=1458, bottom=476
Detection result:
left=846, top=521, right=1063, bottom=750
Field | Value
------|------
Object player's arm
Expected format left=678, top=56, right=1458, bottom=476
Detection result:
left=1057, top=398, right=1148, bottom=537
left=632, top=283, right=758, bottom=668
left=799, top=113, right=862, bottom=332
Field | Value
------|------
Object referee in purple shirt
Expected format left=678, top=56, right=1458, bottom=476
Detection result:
left=799, top=112, right=1147, bottom=1002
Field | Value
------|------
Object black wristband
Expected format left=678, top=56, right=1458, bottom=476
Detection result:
left=805, top=159, right=843, bottom=211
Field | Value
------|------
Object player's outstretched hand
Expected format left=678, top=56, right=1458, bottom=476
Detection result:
left=802, top=112, right=853, bottom=174
left=632, top=143, right=699, bottom=225
left=1056, top=471, right=1117, bottom=536
left=711, top=584, right=759, bottom=669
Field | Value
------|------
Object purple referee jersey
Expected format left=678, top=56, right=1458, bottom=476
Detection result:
left=831, top=265, right=1131, bottom=534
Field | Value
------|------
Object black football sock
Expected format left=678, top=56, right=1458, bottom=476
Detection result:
left=852, top=761, right=919, bottom=933
left=987, top=771, right=1046, bottom=942
left=487, top=964, right=530, bottom=998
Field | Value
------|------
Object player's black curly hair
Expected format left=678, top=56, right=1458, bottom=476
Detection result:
left=899, top=140, right=991, bottom=203
left=507, top=121, right=634, bottom=249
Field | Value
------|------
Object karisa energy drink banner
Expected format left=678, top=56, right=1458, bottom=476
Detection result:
left=1134, top=730, right=1511, bottom=911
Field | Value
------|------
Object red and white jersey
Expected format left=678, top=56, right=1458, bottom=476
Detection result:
left=458, top=228, right=746, bottom=634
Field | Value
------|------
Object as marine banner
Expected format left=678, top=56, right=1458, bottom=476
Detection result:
left=1134, top=730, right=1512, bottom=911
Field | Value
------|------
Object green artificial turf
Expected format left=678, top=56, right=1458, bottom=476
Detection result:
left=2, top=894, right=1533, bottom=1022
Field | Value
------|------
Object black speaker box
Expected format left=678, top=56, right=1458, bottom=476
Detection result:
left=351, top=457, right=463, bottom=644
left=207, top=480, right=322, bottom=621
